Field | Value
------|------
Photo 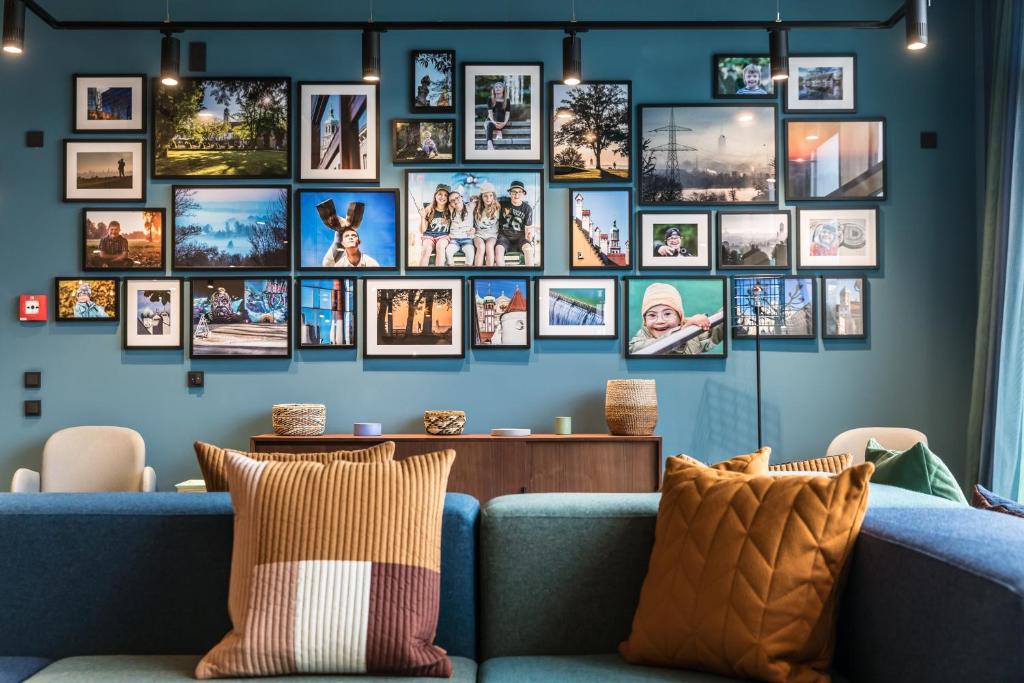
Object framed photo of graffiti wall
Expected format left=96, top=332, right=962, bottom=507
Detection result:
left=297, top=81, right=379, bottom=182
left=534, top=276, right=617, bottom=340
left=363, top=277, right=465, bottom=358
left=189, top=276, right=292, bottom=358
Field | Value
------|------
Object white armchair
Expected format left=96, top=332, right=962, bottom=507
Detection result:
left=826, top=427, right=929, bottom=466
left=11, top=426, right=155, bottom=492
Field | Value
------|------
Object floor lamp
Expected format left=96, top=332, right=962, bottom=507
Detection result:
left=751, top=283, right=764, bottom=450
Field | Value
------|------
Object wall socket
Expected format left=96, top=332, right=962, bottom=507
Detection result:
left=24, top=371, right=41, bottom=389
left=187, top=371, right=204, bottom=388
left=24, top=400, right=41, bottom=417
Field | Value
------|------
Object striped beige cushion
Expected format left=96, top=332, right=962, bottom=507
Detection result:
left=195, top=449, right=455, bottom=679
left=193, top=440, right=395, bottom=492
left=769, top=453, right=851, bottom=474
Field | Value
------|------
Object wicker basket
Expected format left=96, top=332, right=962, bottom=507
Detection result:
left=605, top=379, right=658, bottom=436
left=272, top=403, right=327, bottom=436
left=423, top=410, right=466, bottom=436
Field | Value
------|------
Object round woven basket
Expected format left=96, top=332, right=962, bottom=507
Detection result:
left=605, top=379, right=658, bottom=436
left=272, top=403, right=327, bottom=436
left=423, top=410, right=466, bottom=436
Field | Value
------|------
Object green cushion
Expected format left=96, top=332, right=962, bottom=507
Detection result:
left=26, top=655, right=477, bottom=682
left=865, top=439, right=968, bottom=504
left=479, top=654, right=851, bottom=683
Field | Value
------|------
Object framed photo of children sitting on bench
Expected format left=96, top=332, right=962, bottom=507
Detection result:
left=463, top=62, right=543, bottom=163
left=404, top=169, right=543, bottom=270
left=623, top=277, right=728, bottom=358
left=295, top=188, right=399, bottom=271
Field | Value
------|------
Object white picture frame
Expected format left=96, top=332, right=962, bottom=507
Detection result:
left=534, top=277, right=618, bottom=339
left=785, top=55, right=857, bottom=112
left=298, top=82, right=379, bottom=182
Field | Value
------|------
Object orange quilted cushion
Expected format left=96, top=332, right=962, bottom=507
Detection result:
left=672, top=447, right=771, bottom=475
left=621, top=456, right=874, bottom=683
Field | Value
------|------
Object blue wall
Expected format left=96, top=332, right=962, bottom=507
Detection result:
left=0, top=0, right=979, bottom=489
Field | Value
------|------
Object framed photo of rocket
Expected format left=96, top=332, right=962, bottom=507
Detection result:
left=470, top=277, right=530, bottom=349
left=189, top=277, right=292, bottom=359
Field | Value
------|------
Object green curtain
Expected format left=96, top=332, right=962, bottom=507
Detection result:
left=967, top=0, right=1024, bottom=500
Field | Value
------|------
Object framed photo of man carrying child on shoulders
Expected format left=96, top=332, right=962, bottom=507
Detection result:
left=463, top=62, right=543, bottom=163
left=624, top=277, right=727, bottom=359
left=404, top=169, right=543, bottom=270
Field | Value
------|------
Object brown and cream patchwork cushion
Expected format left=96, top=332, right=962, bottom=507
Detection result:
left=193, top=440, right=395, bottom=492
left=769, top=453, right=851, bottom=474
left=195, top=449, right=455, bottom=679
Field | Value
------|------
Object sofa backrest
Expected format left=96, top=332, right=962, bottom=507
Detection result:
left=0, top=492, right=479, bottom=660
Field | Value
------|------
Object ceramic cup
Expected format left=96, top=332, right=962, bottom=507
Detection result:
left=554, top=416, right=572, bottom=435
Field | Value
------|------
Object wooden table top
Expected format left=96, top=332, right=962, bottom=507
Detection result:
left=252, top=432, right=662, bottom=442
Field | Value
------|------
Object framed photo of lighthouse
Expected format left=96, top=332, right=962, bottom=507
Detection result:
left=535, top=277, right=618, bottom=340
left=296, top=189, right=399, bottom=270
left=363, top=277, right=465, bottom=358
left=637, top=103, right=777, bottom=205
left=569, top=188, right=633, bottom=270
left=463, top=62, right=543, bottom=163
left=296, top=277, right=357, bottom=349
left=470, top=277, right=531, bottom=349
left=297, top=81, right=379, bottom=182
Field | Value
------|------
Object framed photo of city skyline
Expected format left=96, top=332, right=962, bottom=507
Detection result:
left=74, top=74, right=146, bottom=133
left=638, top=104, right=777, bottom=205
left=298, top=81, right=379, bottom=182
left=363, top=277, right=465, bottom=358
left=569, top=188, right=632, bottom=270
left=716, top=210, right=791, bottom=270
left=152, top=76, right=291, bottom=179
left=63, top=139, right=146, bottom=202
left=785, top=55, right=857, bottom=113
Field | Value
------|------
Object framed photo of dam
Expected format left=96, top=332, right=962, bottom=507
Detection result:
left=534, top=277, right=617, bottom=339
left=624, top=276, right=727, bottom=358
left=296, top=189, right=399, bottom=270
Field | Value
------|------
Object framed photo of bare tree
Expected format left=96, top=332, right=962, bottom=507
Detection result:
left=549, top=80, right=631, bottom=183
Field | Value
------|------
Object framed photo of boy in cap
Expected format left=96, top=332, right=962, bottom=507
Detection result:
left=463, top=63, right=543, bottom=163
left=295, top=189, right=399, bottom=271
left=404, top=169, right=543, bottom=270
left=638, top=211, right=712, bottom=270
left=624, top=277, right=727, bottom=358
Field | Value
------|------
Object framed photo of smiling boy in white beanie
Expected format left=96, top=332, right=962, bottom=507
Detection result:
left=624, top=277, right=727, bottom=358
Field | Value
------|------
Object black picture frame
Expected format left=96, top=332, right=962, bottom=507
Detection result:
left=622, top=275, right=728, bottom=359
left=171, top=184, right=292, bottom=271
left=533, top=276, right=619, bottom=340
left=73, top=73, right=147, bottom=133
left=296, top=80, right=380, bottom=183
left=294, top=188, right=401, bottom=272
left=716, top=210, right=792, bottom=271
left=637, top=103, right=778, bottom=206
left=637, top=210, right=714, bottom=271
left=81, top=207, right=166, bottom=272
left=410, top=49, right=456, bottom=114
left=188, top=276, right=293, bottom=359
left=783, top=117, right=887, bottom=202
left=63, top=139, right=147, bottom=203
left=568, top=187, right=633, bottom=271
left=295, top=277, right=359, bottom=350
left=362, top=276, right=466, bottom=359
left=403, top=168, right=545, bottom=271
left=711, top=55, right=776, bottom=100
left=151, top=76, right=292, bottom=180
left=820, top=275, right=869, bottom=339
left=122, top=277, right=185, bottom=350
left=54, top=277, right=121, bottom=322
left=548, top=80, right=633, bottom=184
left=729, top=275, right=817, bottom=340
left=795, top=206, right=880, bottom=270
left=462, top=61, right=544, bottom=164
left=468, top=276, right=532, bottom=350
left=391, top=118, right=456, bottom=164
left=784, top=54, right=857, bottom=113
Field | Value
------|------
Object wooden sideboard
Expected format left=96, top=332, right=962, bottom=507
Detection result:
left=250, top=433, right=662, bottom=503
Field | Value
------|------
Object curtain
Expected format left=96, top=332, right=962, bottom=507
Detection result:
left=967, top=0, right=1024, bottom=500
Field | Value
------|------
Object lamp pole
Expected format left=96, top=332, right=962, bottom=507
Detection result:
left=751, top=283, right=763, bottom=450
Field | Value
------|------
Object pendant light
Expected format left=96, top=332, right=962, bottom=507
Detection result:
left=362, top=0, right=380, bottom=82
left=562, top=31, right=582, bottom=85
left=769, top=0, right=788, bottom=81
left=159, top=0, right=179, bottom=86
left=906, top=0, right=928, bottom=50
left=2, top=0, right=25, bottom=55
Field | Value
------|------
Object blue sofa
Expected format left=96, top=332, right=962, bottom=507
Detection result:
left=0, top=485, right=1021, bottom=682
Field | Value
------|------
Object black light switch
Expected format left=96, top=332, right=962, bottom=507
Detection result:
left=920, top=131, right=938, bottom=149
left=187, top=371, right=204, bottom=388
left=25, top=131, right=43, bottom=148
left=23, top=371, right=41, bottom=389
left=24, top=400, right=41, bottom=417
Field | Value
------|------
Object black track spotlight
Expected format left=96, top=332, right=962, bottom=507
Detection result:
left=160, top=31, right=180, bottom=86
left=362, top=29, right=381, bottom=82
left=906, top=0, right=928, bottom=50
left=562, top=31, right=582, bottom=85
left=769, top=28, right=789, bottom=81
left=2, top=0, right=25, bottom=55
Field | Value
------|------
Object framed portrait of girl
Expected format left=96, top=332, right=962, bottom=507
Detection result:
left=463, top=63, right=543, bottom=163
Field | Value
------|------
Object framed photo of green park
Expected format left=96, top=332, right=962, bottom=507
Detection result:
left=549, top=80, right=631, bottom=183
left=152, top=76, right=291, bottom=179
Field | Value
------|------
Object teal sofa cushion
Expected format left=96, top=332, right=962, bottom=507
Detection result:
left=26, top=655, right=477, bottom=682
left=478, top=654, right=850, bottom=682
left=865, top=439, right=968, bottom=503
left=0, top=656, right=50, bottom=683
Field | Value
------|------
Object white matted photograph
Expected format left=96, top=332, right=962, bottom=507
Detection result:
left=363, top=278, right=465, bottom=358
left=123, top=278, right=184, bottom=350
left=638, top=212, right=712, bottom=270
left=786, top=55, right=857, bottom=112
left=535, top=276, right=618, bottom=339
left=298, top=82, right=379, bottom=181
left=74, top=74, right=146, bottom=132
left=797, top=207, right=878, bottom=269
left=463, top=63, right=542, bottom=163
left=64, top=139, right=146, bottom=202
